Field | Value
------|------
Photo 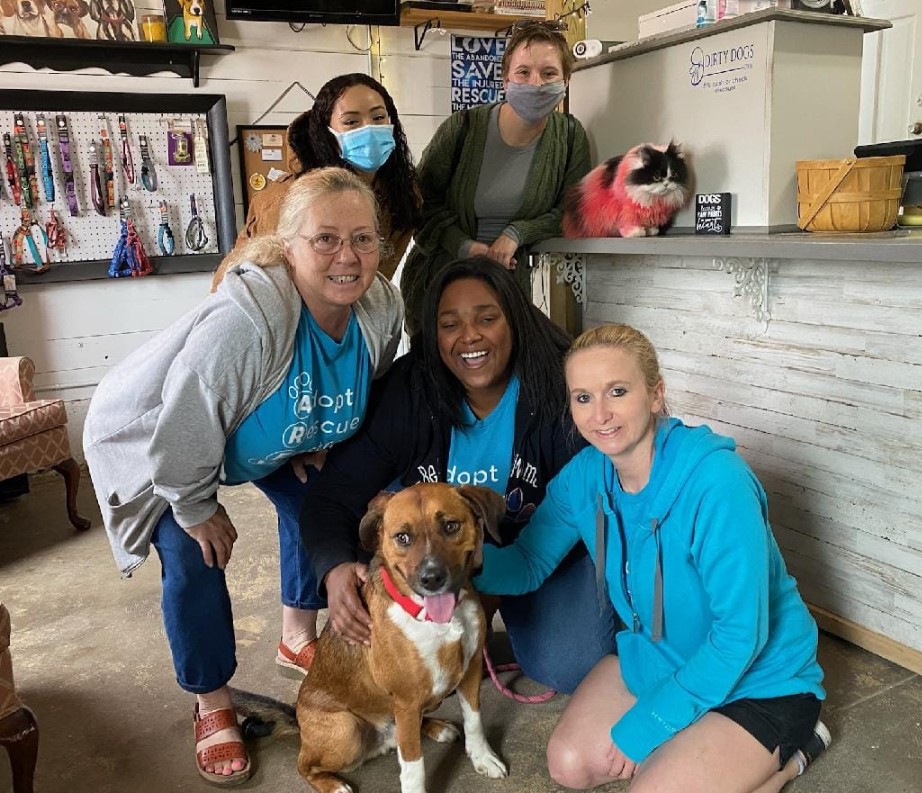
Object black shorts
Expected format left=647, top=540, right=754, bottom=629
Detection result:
left=713, top=693, right=822, bottom=768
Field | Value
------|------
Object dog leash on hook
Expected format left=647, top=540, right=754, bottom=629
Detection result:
left=109, top=198, right=152, bottom=278
left=98, top=115, right=115, bottom=211
left=118, top=114, right=135, bottom=185
left=158, top=201, right=175, bottom=256
left=88, top=142, right=106, bottom=216
left=0, top=233, right=23, bottom=312
left=185, top=194, right=209, bottom=252
left=3, top=133, right=20, bottom=206
left=12, top=113, right=37, bottom=210
left=56, top=115, right=79, bottom=216
left=36, top=114, right=55, bottom=203
left=139, top=135, right=157, bottom=192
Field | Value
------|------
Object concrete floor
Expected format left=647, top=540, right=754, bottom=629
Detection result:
left=1, top=472, right=921, bottom=793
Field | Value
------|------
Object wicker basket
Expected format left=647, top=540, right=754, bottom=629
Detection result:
left=796, top=155, right=905, bottom=233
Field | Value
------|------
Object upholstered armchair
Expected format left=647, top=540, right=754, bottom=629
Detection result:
left=0, top=357, right=90, bottom=530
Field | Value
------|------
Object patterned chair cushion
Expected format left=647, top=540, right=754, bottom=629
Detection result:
left=0, top=399, right=68, bottom=447
left=0, top=425, right=71, bottom=481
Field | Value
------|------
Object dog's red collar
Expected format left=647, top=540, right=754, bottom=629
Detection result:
left=379, top=568, right=429, bottom=621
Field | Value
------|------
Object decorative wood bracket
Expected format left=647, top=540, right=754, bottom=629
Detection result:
left=538, top=252, right=585, bottom=304
left=713, top=257, right=772, bottom=328
left=413, top=18, right=441, bottom=50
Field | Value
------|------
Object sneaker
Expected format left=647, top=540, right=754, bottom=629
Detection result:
left=795, top=720, right=832, bottom=776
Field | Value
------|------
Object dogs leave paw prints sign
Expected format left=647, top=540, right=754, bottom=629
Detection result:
left=163, top=0, right=219, bottom=44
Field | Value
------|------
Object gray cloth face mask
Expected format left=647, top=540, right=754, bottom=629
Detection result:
left=504, top=80, right=567, bottom=124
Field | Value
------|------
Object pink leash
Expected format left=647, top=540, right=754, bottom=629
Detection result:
left=482, top=647, right=556, bottom=704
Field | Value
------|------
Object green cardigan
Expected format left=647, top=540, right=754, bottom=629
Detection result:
left=400, top=103, right=591, bottom=332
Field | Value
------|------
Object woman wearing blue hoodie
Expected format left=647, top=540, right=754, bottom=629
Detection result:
left=475, top=324, right=828, bottom=793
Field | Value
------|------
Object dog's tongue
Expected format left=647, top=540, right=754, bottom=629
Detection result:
left=423, top=593, right=457, bottom=623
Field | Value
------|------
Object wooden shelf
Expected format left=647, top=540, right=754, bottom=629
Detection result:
left=0, top=37, right=234, bottom=88
left=399, top=5, right=538, bottom=48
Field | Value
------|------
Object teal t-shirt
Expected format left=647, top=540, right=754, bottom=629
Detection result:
left=223, top=307, right=371, bottom=484
left=446, top=376, right=519, bottom=495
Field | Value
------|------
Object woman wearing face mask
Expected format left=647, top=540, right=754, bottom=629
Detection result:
left=400, top=21, right=591, bottom=333
left=234, top=73, right=420, bottom=281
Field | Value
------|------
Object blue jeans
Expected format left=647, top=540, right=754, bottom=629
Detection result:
left=150, top=465, right=324, bottom=694
left=499, top=550, right=618, bottom=695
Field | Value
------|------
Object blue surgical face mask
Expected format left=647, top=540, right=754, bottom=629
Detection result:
left=329, top=124, right=396, bottom=172
left=504, top=80, right=567, bottom=124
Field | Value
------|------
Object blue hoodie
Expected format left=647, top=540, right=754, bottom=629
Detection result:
left=475, top=418, right=824, bottom=763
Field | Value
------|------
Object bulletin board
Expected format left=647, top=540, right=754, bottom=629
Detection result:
left=236, top=125, right=292, bottom=218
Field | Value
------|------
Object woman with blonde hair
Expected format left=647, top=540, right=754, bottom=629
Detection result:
left=84, top=167, right=403, bottom=786
left=476, top=323, right=828, bottom=793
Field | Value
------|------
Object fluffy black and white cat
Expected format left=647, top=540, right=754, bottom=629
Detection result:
left=563, top=142, right=692, bottom=238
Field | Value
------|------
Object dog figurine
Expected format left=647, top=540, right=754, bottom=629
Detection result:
left=239, top=483, right=509, bottom=793
left=88, top=0, right=134, bottom=40
left=0, top=0, right=63, bottom=37
left=50, top=0, right=90, bottom=37
left=177, top=0, right=205, bottom=40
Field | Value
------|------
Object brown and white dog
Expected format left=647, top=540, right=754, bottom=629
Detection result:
left=50, top=0, right=90, bottom=38
left=177, top=0, right=206, bottom=40
left=240, top=482, right=509, bottom=793
left=0, top=0, right=63, bottom=37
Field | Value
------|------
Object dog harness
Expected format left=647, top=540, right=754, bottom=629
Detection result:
left=109, top=198, right=152, bottom=278
left=3, top=133, right=20, bottom=206
left=118, top=114, right=135, bottom=185
left=45, top=209, right=66, bottom=257
left=56, top=115, right=79, bottom=216
left=11, top=208, right=50, bottom=273
left=139, top=135, right=156, bottom=192
left=184, top=194, right=208, bottom=252
left=157, top=200, right=174, bottom=256
left=0, top=233, right=23, bottom=312
left=36, top=114, right=55, bottom=203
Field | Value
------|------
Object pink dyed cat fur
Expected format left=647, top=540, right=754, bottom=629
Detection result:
left=562, top=143, right=691, bottom=239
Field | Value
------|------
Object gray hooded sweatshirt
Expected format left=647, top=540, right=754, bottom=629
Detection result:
left=83, top=261, right=403, bottom=575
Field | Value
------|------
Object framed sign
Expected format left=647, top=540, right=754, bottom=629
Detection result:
left=236, top=125, right=290, bottom=217
left=164, top=0, right=220, bottom=44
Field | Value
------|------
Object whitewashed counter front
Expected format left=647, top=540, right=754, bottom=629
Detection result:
left=537, top=229, right=922, bottom=673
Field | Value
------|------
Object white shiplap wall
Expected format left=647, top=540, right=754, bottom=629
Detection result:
left=0, top=0, right=520, bottom=457
left=583, top=255, right=922, bottom=659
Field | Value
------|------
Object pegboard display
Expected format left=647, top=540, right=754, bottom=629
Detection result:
left=0, top=88, right=236, bottom=285
left=0, top=109, right=220, bottom=266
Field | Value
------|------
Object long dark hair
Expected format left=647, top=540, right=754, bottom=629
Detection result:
left=287, top=73, right=420, bottom=233
left=416, top=256, right=572, bottom=428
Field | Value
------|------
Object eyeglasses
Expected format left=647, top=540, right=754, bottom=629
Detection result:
left=298, top=232, right=382, bottom=255
left=510, top=18, right=569, bottom=34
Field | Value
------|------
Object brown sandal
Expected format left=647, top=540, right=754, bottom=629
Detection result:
left=276, top=638, right=317, bottom=678
left=193, top=704, right=251, bottom=787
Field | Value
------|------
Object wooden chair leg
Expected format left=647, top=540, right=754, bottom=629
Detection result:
left=51, top=457, right=91, bottom=531
left=0, top=707, right=38, bottom=793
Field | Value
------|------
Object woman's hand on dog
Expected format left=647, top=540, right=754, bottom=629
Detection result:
left=184, top=504, right=238, bottom=569
left=326, top=563, right=372, bottom=645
